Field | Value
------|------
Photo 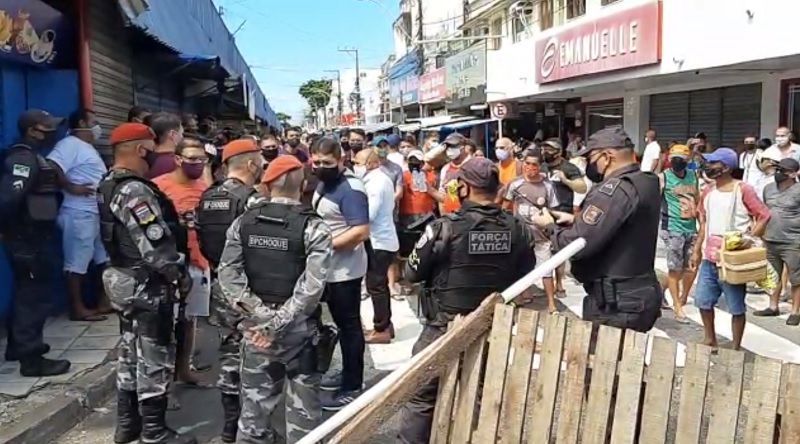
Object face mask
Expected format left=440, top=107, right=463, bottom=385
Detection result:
left=457, top=182, right=469, bottom=203
left=376, top=147, right=388, bottom=158
left=314, top=166, right=340, bottom=184
left=144, top=149, right=160, bottom=169
left=495, top=149, right=509, bottom=161
left=744, top=143, right=756, bottom=151
left=543, top=152, right=557, bottom=163
left=671, top=158, right=688, bottom=173
left=350, top=142, right=364, bottom=153
left=408, top=161, right=422, bottom=172
left=585, top=154, right=607, bottom=183
left=353, top=164, right=368, bottom=179
left=287, top=139, right=300, bottom=148
left=775, top=171, right=790, bottom=183
left=703, top=166, right=725, bottom=180
left=181, top=162, right=205, bottom=180
left=341, top=141, right=351, bottom=151
left=90, top=124, right=103, bottom=141
left=262, top=149, right=278, bottom=161
left=446, top=147, right=462, bottom=161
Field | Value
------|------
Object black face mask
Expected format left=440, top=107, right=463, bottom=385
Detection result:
left=287, top=139, right=300, bottom=148
left=408, top=161, right=422, bottom=172
left=744, top=143, right=756, bottom=151
left=341, top=141, right=351, bottom=152
left=262, top=149, right=278, bottom=161
left=703, top=166, right=725, bottom=180
left=457, top=182, right=469, bottom=203
left=314, top=166, right=341, bottom=184
left=671, top=158, right=688, bottom=173
left=350, top=142, right=364, bottom=153
left=543, top=153, right=557, bottom=163
left=585, top=155, right=606, bottom=183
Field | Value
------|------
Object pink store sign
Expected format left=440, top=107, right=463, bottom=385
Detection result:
left=535, top=1, right=662, bottom=84
left=419, top=68, right=446, bottom=103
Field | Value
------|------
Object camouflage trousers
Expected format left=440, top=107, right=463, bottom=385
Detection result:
left=116, top=310, right=176, bottom=401
left=211, top=278, right=242, bottom=395
left=237, top=339, right=321, bottom=444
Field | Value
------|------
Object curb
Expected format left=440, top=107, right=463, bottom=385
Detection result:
left=0, top=361, right=116, bottom=444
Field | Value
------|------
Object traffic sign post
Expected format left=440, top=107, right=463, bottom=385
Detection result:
left=492, top=102, right=509, bottom=140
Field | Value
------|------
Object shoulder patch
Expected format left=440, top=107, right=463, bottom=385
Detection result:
left=12, top=180, right=24, bottom=191
left=12, top=164, right=30, bottom=178
left=131, top=202, right=157, bottom=225
left=145, top=224, right=164, bottom=241
left=598, top=178, right=620, bottom=196
left=582, top=205, right=605, bottom=225
left=202, top=199, right=231, bottom=211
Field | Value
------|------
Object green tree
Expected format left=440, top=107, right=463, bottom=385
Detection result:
left=298, top=79, right=332, bottom=111
left=276, top=112, right=292, bottom=124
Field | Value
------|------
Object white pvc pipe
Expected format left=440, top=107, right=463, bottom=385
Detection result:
left=297, top=238, right=587, bottom=444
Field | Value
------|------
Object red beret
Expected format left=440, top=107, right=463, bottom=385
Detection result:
left=109, top=123, right=155, bottom=146
left=222, top=139, right=259, bottom=163
left=261, top=155, right=304, bottom=185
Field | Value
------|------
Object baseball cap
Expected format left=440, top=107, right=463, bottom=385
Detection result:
left=702, top=147, right=739, bottom=169
left=386, top=134, right=401, bottom=148
left=578, top=126, right=632, bottom=156
left=372, top=135, right=389, bottom=147
left=222, top=139, right=259, bottom=163
left=262, top=155, right=303, bottom=185
left=761, top=149, right=782, bottom=163
left=541, top=138, right=563, bottom=151
left=18, top=109, right=64, bottom=132
left=109, top=123, right=156, bottom=145
left=443, top=132, right=467, bottom=146
left=669, top=144, right=691, bottom=159
left=407, top=149, right=424, bottom=161
left=458, top=157, right=498, bottom=189
left=778, top=158, right=800, bottom=172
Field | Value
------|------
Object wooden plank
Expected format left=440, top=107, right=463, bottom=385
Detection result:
left=638, top=337, right=677, bottom=444
left=497, top=309, right=539, bottom=444
left=780, top=363, right=800, bottom=444
left=674, top=343, right=712, bottom=444
left=430, top=319, right=464, bottom=444
left=329, top=294, right=503, bottom=444
left=580, top=325, right=623, bottom=444
left=609, top=330, right=648, bottom=444
left=554, top=319, right=593, bottom=444
left=743, top=355, right=782, bottom=444
left=474, top=305, right=516, bottom=443
left=450, top=333, right=489, bottom=444
left=705, top=348, right=745, bottom=443
left=526, top=314, right=568, bottom=444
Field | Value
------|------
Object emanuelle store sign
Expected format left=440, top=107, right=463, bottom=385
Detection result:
left=535, top=1, right=662, bottom=84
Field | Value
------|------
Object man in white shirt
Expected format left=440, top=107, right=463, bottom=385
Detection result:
left=47, top=109, right=111, bottom=321
left=353, top=148, right=399, bottom=344
left=740, top=135, right=765, bottom=188
left=764, top=126, right=800, bottom=163
left=640, top=129, right=661, bottom=173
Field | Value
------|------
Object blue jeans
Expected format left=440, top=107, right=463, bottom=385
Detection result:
left=694, top=260, right=747, bottom=315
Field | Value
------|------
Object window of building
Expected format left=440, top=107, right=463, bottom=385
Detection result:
left=585, top=101, right=624, bottom=137
left=512, top=10, right=533, bottom=43
left=601, top=0, right=621, bottom=5
left=489, top=17, right=503, bottom=50
left=566, top=0, right=586, bottom=19
left=539, top=0, right=554, bottom=31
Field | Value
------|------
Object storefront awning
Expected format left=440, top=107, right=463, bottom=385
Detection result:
left=117, top=0, right=279, bottom=127
left=398, top=115, right=475, bottom=132
left=427, top=118, right=496, bottom=132
left=353, top=122, right=396, bottom=134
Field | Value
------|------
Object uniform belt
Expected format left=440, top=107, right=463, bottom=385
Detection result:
left=587, top=272, right=657, bottom=311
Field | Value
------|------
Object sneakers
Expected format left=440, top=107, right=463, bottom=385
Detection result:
left=19, top=356, right=70, bottom=377
left=321, top=371, right=343, bottom=391
left=322, top=389, right=362, bottom=412
left=753, top=307, right=780, bottom=317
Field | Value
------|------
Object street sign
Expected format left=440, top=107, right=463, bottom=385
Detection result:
left=492, top=102, right=509, bottom=119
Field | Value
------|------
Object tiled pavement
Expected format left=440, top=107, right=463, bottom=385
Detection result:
left=0, top=315, right=120, bottom=398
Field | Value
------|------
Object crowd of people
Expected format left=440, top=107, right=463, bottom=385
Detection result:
left=2, top=102, right=800, bottom=443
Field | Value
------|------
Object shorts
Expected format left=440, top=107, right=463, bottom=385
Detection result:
left=765, top=241, right=800, bottom=287
left=659, top=230, right=696, bottom=272
left=694, top=260, right=747, bottom=315
left=534, top=241, right=553, bottom=272
left=57, top=208, right=109, bottom=274
left=184, top=265, right=210, bottom=318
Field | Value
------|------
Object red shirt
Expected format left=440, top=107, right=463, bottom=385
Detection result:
left=400, top=170, right=438, bottom=216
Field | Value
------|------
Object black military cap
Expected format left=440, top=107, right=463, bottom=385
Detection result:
left=577, top=126, right=632, bottom=156
left=18, top=109, right=64, bottom=132
left=778, top=158, right=800, bottom=172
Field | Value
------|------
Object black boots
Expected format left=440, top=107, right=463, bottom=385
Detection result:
left=220, top=394, right=241, bottom=443
left=139, top=395, right=197, bottom=444
left=19, top=355, right=70, bottom=377
left=115, top=390, right=141, bottom=443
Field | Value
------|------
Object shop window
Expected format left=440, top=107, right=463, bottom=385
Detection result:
left=489, top=17, right=503, bottom=50
left=567, top=0, right=586, bottom=19
left=601, top=0, right=621, bottom=5
left=586, top=101, right=624, bottom=137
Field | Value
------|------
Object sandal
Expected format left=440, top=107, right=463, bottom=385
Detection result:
left=69, top=313, right=108, bottom=322
left=787, top=314, right=800, bottom=326
left=555, top=289, right=567, bottom=299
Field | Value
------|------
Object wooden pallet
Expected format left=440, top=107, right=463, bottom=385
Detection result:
left=327, top=296, right=800, bottom=444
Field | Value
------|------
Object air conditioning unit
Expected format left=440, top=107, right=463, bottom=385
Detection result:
left=509, top=0, right=534, bottom=18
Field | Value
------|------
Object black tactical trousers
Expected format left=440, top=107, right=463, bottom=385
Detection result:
left=5, top=231, right=57, bottom=358
left=397, top=323, right=447, bottom=444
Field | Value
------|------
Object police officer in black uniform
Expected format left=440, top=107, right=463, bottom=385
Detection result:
left=195, top=139, right=261, bottom=443
left=0, top=109, right=71, bottom=377
left=535, top=126, right=662, bottom=332
left=398, top=157, right=536, bottom=444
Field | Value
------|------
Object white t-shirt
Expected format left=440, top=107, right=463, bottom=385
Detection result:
left=763, top=143, right=800, bottom=163
left=47, top=135, right=107, bottom=213
left=739, top=149, right=765, bottom=190
left=362, top=168, right=399, bottom=252
left=387, top=151, right=406, bottom=171
left=640, top=141, right=661, bottom=172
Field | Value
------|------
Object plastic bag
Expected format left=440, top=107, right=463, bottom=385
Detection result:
left=755, top=261, right=780, bottom=292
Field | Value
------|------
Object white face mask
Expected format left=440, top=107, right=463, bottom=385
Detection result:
left=353, top=164, right=368, bottom=179
left=776, top=135, right=790, bottom=146
left=495, top=148, right=509, bottom=161
left=446, top=147, right=462, bottom=160
left=90, top=124, right=102, bottom=141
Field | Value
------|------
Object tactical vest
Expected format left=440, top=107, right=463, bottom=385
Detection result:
left=239, top=202, right=310, bottom=304
left=7, top=143, right=60, bottom=224
left=196, top=178, right=255, bottom=268
left=433, top=206, right=521, bottom=314
left=572, top=170, right=661, bottom=282
left=97, top=170, right=187, bottom=267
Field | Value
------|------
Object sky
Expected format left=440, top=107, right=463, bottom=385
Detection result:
left=214, top=0, right=397, bottom=123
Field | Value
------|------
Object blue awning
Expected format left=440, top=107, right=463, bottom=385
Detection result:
left=388, top=49, right=420, bottom=80
left=118, top=0, right=279, bottom=127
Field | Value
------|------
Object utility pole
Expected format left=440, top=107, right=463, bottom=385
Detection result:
left=324, top=69, right=343, bottom=126
left=338, top=48, right=362, bottom=125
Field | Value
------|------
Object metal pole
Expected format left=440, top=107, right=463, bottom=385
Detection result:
left=338, top=49, right=363, bottom=125
left=296, top=238, right=587, bottom=444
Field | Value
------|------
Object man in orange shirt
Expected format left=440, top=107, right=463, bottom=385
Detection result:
left=495, top=137, right=522, bottom=202
left=153, top=135, right=211, bottom=385
left=438, top=133, right=473, bottom=215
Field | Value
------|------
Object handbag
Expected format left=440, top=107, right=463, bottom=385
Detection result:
left=716, top=182, right=768, bottom=285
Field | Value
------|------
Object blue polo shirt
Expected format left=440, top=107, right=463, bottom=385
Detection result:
left=312, top=170, right=369, bottom=283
